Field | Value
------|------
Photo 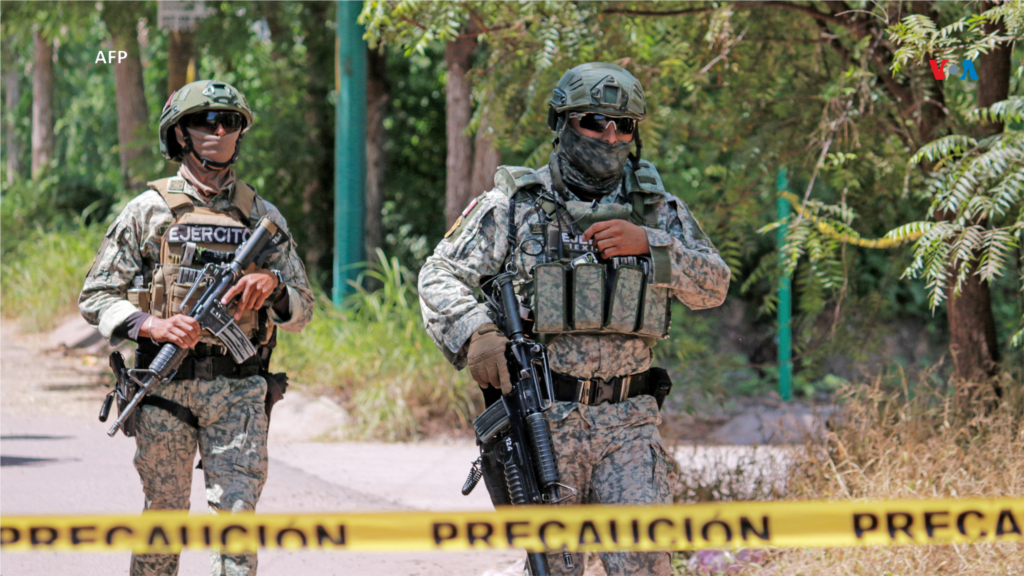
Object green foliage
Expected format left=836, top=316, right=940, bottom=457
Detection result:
left=380, top=49, right=449, bottom=267
left=894, top=111, right=1024, bottom=343
left=889, top=4, right=1024, bottom=77
left=275, top=250, right=478, bottom=441
left=0, top=221, right=104, bottom=332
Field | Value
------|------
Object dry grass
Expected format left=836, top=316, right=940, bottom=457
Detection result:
left=676, top=368, right=1024, bottom=575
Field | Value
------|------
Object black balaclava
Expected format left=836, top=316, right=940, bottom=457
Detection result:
left=553, top=121, right=632, bottom=197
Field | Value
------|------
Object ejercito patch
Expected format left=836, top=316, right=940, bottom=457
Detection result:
left=165, top=224, right=251, bottom=245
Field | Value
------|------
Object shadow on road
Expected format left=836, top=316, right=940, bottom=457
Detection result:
left=1, top=455, right=77, bottom=467
left=1, top=435, right=74, bottom=441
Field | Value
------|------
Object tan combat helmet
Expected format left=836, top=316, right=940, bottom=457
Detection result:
left=158, top=80, right=254, bottom=167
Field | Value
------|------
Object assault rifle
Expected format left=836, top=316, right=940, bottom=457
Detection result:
left=466, top=272, right=576, bottom=576
left=100, top=217, right=288, bottom=437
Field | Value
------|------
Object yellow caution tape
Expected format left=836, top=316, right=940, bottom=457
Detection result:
left=2, top=498, right=1022, bottom=554
left=778, top=191, right=924, bottom=249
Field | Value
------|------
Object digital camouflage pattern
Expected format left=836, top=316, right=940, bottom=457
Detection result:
left=419, top=157, right=728, bottom=575
left=418, top=162, right=730, bottom=380
left=639, top=288, right=670, bottom=338
left=130, top=374, right=268, bottom=576
left=80, top=169, right=313, bottom=576
left=555, top=125, right=633, bottom=196
left=79, top=169, right=315, bottom=348
left=533, top=264, right=567, bottom=333
left=572, top=264, right=604, bottom=330
left=544, top=395, right=674, bottom=575
left=606, top=267, right=643, bottom=332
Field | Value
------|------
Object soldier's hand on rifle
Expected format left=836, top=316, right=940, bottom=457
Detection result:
left=221, top=270, right=280, bottom=321
left=582, top=220, right=651, bottom=259
left=141, top=314, right=201, bottom=348
left=468, top=324, right=512, bottom=394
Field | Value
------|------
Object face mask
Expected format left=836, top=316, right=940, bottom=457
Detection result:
left=183, top=127, right=240, bottom=164
left=174, top=126, right=239, bottom=196
left=555, top=124, right=632, bottom=196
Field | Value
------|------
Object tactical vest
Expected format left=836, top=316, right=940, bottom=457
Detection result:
left=496, top=161, right=673, bottom=343
left=126, top=176, right=275, bottom=347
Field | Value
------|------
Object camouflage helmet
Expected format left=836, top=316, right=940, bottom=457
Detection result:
left=158, top=79, right=253, bottom=163
left=547, top=62, right=646, bottom=131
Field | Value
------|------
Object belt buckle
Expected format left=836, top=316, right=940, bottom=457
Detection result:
left=618, top=375, right=632, bottom=402
left=577, top=380, right=592, bottom=405
left=195, top=358, right=214, bottom=381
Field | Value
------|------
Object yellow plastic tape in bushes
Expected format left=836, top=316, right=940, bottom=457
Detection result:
left=2, top=498, right=1022, bottom=554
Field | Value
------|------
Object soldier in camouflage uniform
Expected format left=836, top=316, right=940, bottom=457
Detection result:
left=418, top=63, right=730, bottom=575
left=80, top=80, right=314, bottom=576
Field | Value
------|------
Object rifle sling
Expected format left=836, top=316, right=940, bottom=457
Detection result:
left=140, top=395, right=199, bottom=429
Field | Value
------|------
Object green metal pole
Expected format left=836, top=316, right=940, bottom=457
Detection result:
left=333, top=0, right=367, bottom=307
left=776, top=168, right=793, bottom=401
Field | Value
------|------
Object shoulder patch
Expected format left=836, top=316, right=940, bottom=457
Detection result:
left=168, top=177, right=186, bottom=193
left=444, top=196, right=486, bottom=241
left=493, top=165, right=542, bottom=198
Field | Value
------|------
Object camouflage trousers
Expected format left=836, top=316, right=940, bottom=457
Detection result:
left=544, top=395, right=675, bottom=576
left=130, top=374, right=269, bottom=576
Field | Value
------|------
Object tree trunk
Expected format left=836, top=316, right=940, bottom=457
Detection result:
left=104, top=5, right=149, bottom=190
left=945, top=5, right=1013, bottom=388
left=444, top=30, right=478, bottom=227
left=167, top=30, right=196, bottom=96
left=297, top=1, right=335, bottom=276
left=947, top=272, right=1000, bottom=385
left=365, top=45, right=389, bottom=264
left=470, top=111, right=501, bottom=196
left=4, top=38, right=22, bottom=184
left=917, top=0, right=946, bottom=145
left=31, top=30, right=55, bottom=179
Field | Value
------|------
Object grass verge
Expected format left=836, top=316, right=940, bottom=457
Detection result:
left=273, top=252, right=479, bottom=441
left=1, top=223, right=105, bottom=332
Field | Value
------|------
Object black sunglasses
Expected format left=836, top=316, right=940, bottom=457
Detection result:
left=576, top=113, right=636, bottom=135
left=183, top=111, right=246, bottom=132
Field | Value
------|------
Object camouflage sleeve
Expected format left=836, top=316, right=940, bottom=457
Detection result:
left=260, top=202, right=314, bottom=334
left=417, top=190, right=511, bottom=369
left=78, top=204, right=147, bottom=347
left=644, top=194, right=730, bottom=309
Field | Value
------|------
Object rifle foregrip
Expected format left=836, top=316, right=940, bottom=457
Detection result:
left=526, top=413, right=559, bottom=488
left=494, top=273, right=525, bottom=339
left=149, top=344, right=189, bottom=380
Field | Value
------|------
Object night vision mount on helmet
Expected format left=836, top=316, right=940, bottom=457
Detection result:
left=547, top=62, right=647, bottom=169
left=159, top=80, right=253, bottom=169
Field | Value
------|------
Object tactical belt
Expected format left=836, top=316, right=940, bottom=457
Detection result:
left=136, top=351, right=262, bottom=381
left=550, top=370, right=650, bottom=405
left=133, top=348, right=266, bottom=430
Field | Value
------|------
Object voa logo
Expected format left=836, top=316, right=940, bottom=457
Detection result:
left=929, top=60, right=979, bottom=81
